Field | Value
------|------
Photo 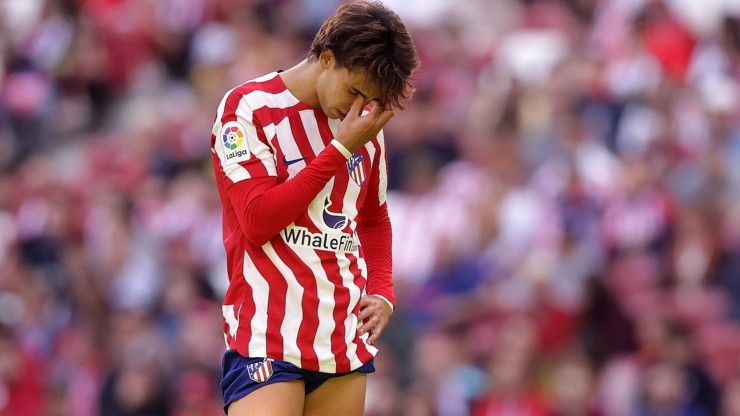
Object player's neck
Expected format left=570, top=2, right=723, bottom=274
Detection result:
left=279, top=59, right=321, bottom=109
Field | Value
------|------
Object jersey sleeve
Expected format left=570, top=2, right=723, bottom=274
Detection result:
left=356, top=132, right=395, bottom=305
left=212, top=88, right=277, bottom=186
left=227, top=141, right=352, bottom=246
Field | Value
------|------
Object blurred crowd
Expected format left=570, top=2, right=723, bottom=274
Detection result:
left=1, top=0, right=740, bottom=415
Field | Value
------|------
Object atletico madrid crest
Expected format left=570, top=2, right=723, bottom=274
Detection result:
left=347, top=153, right=366, bottom=186
left=247, top=358, right=274, bottom=383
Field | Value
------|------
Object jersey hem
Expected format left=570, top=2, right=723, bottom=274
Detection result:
left=232, top=347, right=376, bottom=374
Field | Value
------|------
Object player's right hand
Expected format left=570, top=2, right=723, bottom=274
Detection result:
left=336, top=95, right=394, bottom=153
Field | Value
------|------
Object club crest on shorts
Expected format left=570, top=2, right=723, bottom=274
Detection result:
left=247, top=358, right=274, bottom=383
left=347, top=153, right=366, bottom=186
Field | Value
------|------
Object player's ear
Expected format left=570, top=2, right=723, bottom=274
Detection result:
left=319, top=49, right=336, bottom=69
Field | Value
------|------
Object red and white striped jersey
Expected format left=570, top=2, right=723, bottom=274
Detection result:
left=210, top=72, right=389, bottom=373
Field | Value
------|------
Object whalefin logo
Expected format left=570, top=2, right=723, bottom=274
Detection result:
left=280, top=197, right=356, bottom=252
left=247, top=358, right=274, bottom=383
left=282, top=226, right=359, bottom=252
left=323, top=197, right=348, bottom=230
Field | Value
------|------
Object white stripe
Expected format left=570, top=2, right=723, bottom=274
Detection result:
left=376, top=131, right=388, bottom=204
left=263, top=242, right=304, bottom=364
left=243, top=251, right=269, bottom=357
left=222, top=304, right=239, bottom=340
left=258, top=366, right=266, bottom=381
left=352, top=255, right=378, bottom=359
left=262, top=121, right=276, bottom=144
left=243, top=88, right=300, bottom=111
left=354, top=163, right=365, bottom=184
left=212, top=77, right=292, bottom=183
left=337, top=253, right=366, bottom=365
left=303, top=182, right=340, bottom=372
left=328, top=117, right=341, bottom=140
left=335, top=152, right=364, bottom=367
left=212, top=86, right=252, bottom=182
left=299, top=110, right=325, bottom=156
left=298, top=246, right=338, bottom=373
left=274, top=118, right=304, bottom=177
left=252, top=72, right=279, bottom=83
left=234, top=98, right=278, bottom=177
left=306, top=180, right=335, bottom=232
left=305, top=114, right=330, bottom=159
left=213, top=129, right=252, bottom=182
left=212, top=86, right=279, bottom=182
left=260, top=121, right=280, bottom=169
left=212, top=85, right=236, bottom=136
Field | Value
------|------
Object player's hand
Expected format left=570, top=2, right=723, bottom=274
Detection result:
left=356, top=295, right=393, bottom=345
left=336, top=95, right=394, bottom=153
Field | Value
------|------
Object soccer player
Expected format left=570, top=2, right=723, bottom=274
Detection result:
left=209, top=2, right=418, bottom=415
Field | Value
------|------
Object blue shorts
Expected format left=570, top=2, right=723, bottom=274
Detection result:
left=220, top=349, right=375, bottom=413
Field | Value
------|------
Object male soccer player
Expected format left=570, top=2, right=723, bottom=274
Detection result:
left=210, top=2, right=418, bottom=415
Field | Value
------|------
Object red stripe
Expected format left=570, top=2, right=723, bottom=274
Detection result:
left=315, top=111, right=336, bottom=146
left=346, top=252, right=374, bottom=363
left=212, top=139, right=238, bottom=189
left=220, top=82, right=259, bottom=125
left=214, top=75, right=384, bottom=371
left=357, top=163, right=366, bottom=183
left=329, top=158, right=350, bottom=235
left=259, top=74, right=292, bottom=94
left=211, top=149, right=255, bottom=351
left=218, top=82, right=273, bottom=179
left=239, top=114, right=270, bottom=178
left=234, top=252, right=255, bottom=356
left=249, top=251, right=287, bottom=360
left=288, top=111, right=321, bottom=162
left=314, top=113, right=366, bottom=369
left=353, top=140, right=383, bottom=362
left=353, top=142, right=378, bottom=206
left=265, top=359, right=273, bottom=377
left=313, top=137, right=353, bottom=372
left=258, top=365, right=266, bottom=381
left=252, top=104, right=312, bottom=128
left=317, top=250, right=352, bottom=373
left=271, top=239, right=321, bottom=370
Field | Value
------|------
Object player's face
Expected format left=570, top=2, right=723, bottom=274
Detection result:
left=316, top=50, right=383, bottom=119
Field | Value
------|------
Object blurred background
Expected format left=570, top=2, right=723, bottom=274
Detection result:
left=1, top=0, right=740, bottom=415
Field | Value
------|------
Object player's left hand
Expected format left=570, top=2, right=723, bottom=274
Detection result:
left=356, top=295, right=393, bottom=345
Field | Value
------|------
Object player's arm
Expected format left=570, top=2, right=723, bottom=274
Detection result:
left=224, top=95, right=393, bottom=246
left=355, top=132, right=394, bottom=344
left=227, top=146, right=348, bottom=246
left=355, top=181, right=394, bottom=304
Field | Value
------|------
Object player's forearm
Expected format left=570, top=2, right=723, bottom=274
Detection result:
left=228, top=141, right=349, bottom=246
left=356, top=207, right=395, bottom=305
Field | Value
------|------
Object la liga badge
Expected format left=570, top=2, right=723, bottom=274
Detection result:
left=220, top=121, right=251, bottom=165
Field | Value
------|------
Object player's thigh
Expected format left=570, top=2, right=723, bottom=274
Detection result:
left=228, top=380, right=305, bottom=416
left=303, top=372, right=367, bottom=416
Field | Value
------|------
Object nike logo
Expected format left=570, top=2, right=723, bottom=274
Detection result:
left=283, top=155, right=305, bottom=166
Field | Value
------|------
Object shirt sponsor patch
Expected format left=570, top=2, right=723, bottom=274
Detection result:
left=281, top=225, right=359, bottom=253
left=219, top=121, right=251, bottom=165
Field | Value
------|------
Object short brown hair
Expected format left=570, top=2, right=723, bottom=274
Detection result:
left=310, top=1, right=419, bottom=109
